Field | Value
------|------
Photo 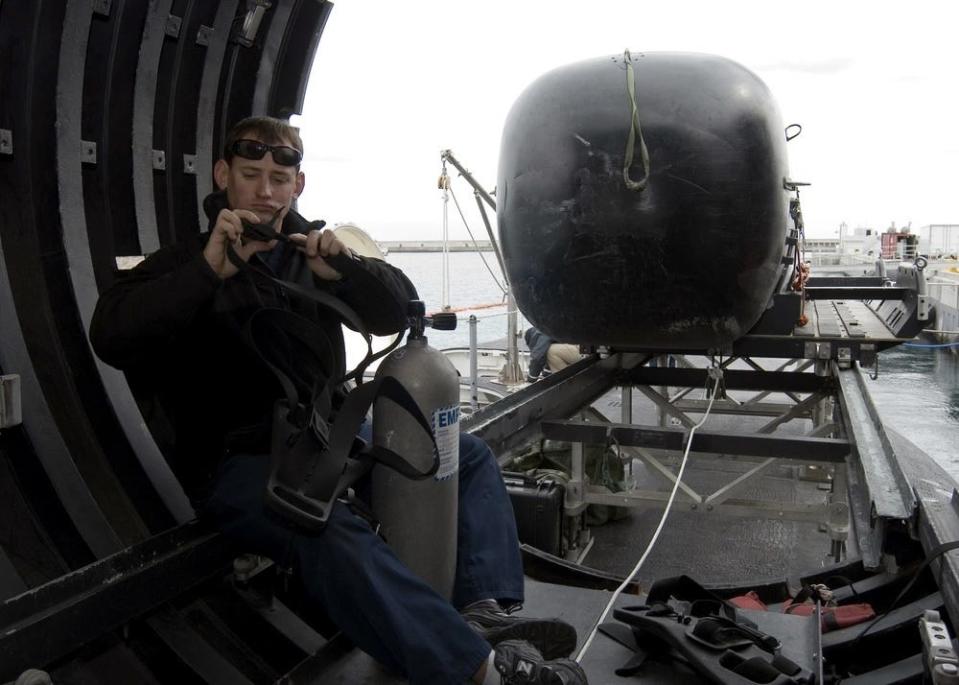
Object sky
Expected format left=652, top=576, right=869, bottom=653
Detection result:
left=294, top=1, right=958, bottom=241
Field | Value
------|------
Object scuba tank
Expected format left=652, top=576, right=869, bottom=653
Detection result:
left=372, top=301, right=459, bottom=599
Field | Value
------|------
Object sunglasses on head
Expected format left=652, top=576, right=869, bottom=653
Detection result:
left=230, top=139, right=303, bottom=167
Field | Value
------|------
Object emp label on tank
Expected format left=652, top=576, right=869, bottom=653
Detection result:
left=432, top=404, right=460, bottom=481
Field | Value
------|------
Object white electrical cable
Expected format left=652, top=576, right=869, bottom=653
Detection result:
left=575, top=370, right=723, bottom=663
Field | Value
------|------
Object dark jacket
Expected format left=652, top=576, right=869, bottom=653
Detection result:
left=524, top=327, right=554, bottom=380
left=90, top=192, right=417, bottom=501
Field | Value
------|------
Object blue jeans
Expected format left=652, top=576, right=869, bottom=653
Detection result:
left=201, top=433, right=523, bottom=683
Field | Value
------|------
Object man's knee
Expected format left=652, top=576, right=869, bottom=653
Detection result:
left=546, top=343, right=580, bottom=372
left=458, top=433, right=495, bottom=471
left=295, top=503, right=384, bottom=572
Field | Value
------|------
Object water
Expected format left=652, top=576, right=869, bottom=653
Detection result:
left=865, top=344, right=959, bottom=475
left=386, top=251, right=528, bottom=349
left=389, top=251, right=959, bottom=476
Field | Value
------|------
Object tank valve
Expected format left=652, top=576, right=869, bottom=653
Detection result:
left=407, top=300, right=457, bottom=339
left=428, top=311, right=458, bottom=331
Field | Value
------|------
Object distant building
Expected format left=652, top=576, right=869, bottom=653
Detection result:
left=838, top=224, right=881, bottom=260
left=804, top=224, right=881, bottom=265
left=919, top=224, right=959, bottom=258
left=803, top=237, right=840, bottom=265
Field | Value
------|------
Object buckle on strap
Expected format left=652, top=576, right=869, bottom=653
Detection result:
left=309, top=409, right=331, bottom=450
left=264, top=376, right=437, bottom=532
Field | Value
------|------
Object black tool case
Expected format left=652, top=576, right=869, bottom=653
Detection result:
left=503, top=473, right=564, bottom=556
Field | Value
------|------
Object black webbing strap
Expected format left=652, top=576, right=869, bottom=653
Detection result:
left=266, top=374, right=438, bottom=530
left=266, top=271, right=404, bottom=384
left=227, top=242, right=380, bottom=382
left=687, top=615, right=779, bottom=653
left=646, top=575, right=759, bottom=631
left=851, top=539, right=959, bottom=646
left=247, top=307, right=339, bottom=426
left=225, top=243, right=438, bottom=531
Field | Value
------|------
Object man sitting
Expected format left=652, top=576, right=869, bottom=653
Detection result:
left=524, top=327, right=582, bottom=383
left=90, top=116, right=587, bottom=684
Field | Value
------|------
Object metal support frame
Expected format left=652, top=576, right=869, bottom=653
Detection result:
left=504, top=349, right=918, bottom=571
left=493, top=204, right=930, bottom=573
left=538, top=355, right=854, bottom=546
left=468, top=315, right=479, bottom=412
left=464, top=352, right=650, bottom=459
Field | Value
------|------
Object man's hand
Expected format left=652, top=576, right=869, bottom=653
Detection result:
left=288, top=228, right=353, bottom=281
left=204, top=208, right=277, bottom=279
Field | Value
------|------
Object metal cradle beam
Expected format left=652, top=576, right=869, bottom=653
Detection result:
left=834, top=362, right=917, bottom=568
left=618, top=366, right=835, bottom=394
left=464, top=353, right=650, bottom=459
left=540, top=420, right=850, bottom=462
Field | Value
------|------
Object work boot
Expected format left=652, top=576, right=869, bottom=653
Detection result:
left=493, top=640, right=588, bottom=684
left=462, top=599, right=577, bottom=660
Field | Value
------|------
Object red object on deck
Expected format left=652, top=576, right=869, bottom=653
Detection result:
left=731, top=592, right=876, bottom=632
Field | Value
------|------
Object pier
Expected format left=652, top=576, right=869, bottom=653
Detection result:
left=378, top=239, right=493, bottom=253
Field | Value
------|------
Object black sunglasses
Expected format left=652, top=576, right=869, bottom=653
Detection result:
left=230, top=139, right=303, bottom=167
